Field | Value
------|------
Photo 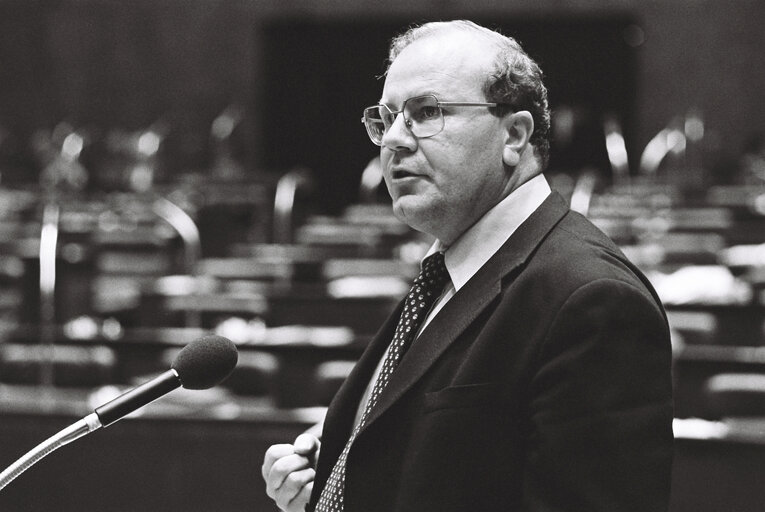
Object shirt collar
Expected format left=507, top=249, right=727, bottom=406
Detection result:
left=425, top=174, right=552, bottom=291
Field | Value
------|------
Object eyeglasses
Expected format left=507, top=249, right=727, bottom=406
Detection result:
left=361, top=94, right=505, bottom=146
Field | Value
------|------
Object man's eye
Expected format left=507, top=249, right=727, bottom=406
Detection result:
left=411, top=106, right=440, bottom=122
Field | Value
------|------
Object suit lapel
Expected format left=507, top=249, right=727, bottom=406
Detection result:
left=318, top=301, right=403, bottom=460
left=359, top=191, right=571, bottom=434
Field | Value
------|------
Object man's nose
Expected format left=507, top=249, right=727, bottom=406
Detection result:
left=381, top=112, right=417, bottom=152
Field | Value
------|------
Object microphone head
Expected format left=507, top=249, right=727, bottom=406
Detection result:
left=171, top=335, right=238, bottom=390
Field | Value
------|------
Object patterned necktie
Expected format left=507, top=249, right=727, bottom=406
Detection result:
left=315, top=252, right=450, bottom=512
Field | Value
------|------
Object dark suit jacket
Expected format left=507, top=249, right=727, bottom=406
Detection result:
left=308, top=192, right=674, bottom=512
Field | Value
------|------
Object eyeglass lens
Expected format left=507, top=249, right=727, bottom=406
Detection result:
left=363, top=95, right=444, bottom=144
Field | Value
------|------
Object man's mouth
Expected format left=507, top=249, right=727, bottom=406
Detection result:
left=391, top=169, right=419, bottom=179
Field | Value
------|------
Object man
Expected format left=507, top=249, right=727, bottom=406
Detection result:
left=263, top=20, right=673, bottom=512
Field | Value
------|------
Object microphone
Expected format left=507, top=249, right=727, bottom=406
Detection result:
left=0, top=335, right=238, bottom=491
left=96, top=334, right=238, bottom=426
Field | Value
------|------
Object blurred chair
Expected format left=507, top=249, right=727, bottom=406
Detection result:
left=639, top=118, right=686, bottom=177
left=358, top=156, right=384, bottom=204
left=603, top=114, right=630, bottom=187
left=569, top=169, right=599, bottom=216
left=704, top=373, right=765, bottom=417
left=152, top=196, right=201, bottom=275
left=273, top=167, right=314, bottom=244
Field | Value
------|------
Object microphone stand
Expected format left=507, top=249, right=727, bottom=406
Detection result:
left=0, top=414, right=102, bottom=491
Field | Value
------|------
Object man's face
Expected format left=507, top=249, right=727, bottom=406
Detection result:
left=379, top=33, right=514, bottom=245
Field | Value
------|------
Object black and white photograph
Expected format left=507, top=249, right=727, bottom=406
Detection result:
left=0, top=1, right=764, bottom=511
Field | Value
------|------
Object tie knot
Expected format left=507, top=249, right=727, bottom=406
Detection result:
left=417, top=251, right=449, bottom=292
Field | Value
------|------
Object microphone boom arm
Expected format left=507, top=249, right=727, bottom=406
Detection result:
left=0, top=335, right=236, bottom=493
left=0, top=369, right=180, bottom=491
left=0, top=413, right=101, bottom=491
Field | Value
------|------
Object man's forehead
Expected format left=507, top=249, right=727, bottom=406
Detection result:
left=395, top=31, right=496, bottom=69
left=382, top=33, right=494, bottom=102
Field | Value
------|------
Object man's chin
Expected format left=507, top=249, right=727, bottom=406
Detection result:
left=391, top=198, right=436, bottom=232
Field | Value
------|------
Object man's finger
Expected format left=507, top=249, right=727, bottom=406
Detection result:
left=286, top=480, right=314, bottom=512
left=262, top=444, right=296, bottom=480
left=293, top=434, right=319, bottom=456
left=268, top=454, right=313, bottom=493
left=275, top=468, right=315, bottom=511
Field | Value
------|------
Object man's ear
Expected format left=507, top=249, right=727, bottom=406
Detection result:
left=502, top=111, right=534, bottom=167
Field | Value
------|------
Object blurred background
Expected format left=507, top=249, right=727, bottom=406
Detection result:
left=0, top=0, right=764, bottom=510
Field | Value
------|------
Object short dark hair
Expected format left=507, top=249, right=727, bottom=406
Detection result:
left=387, top=20, right=551, bottom=170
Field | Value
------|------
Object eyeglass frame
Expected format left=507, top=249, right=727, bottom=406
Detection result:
left=361, top=94, right=510, bottom=146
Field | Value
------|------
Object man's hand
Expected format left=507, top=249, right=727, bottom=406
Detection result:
left=262, top=433, right=321, bottom=512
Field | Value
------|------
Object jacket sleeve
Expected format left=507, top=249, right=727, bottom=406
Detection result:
left=522, top=278, right=674, bottom=512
